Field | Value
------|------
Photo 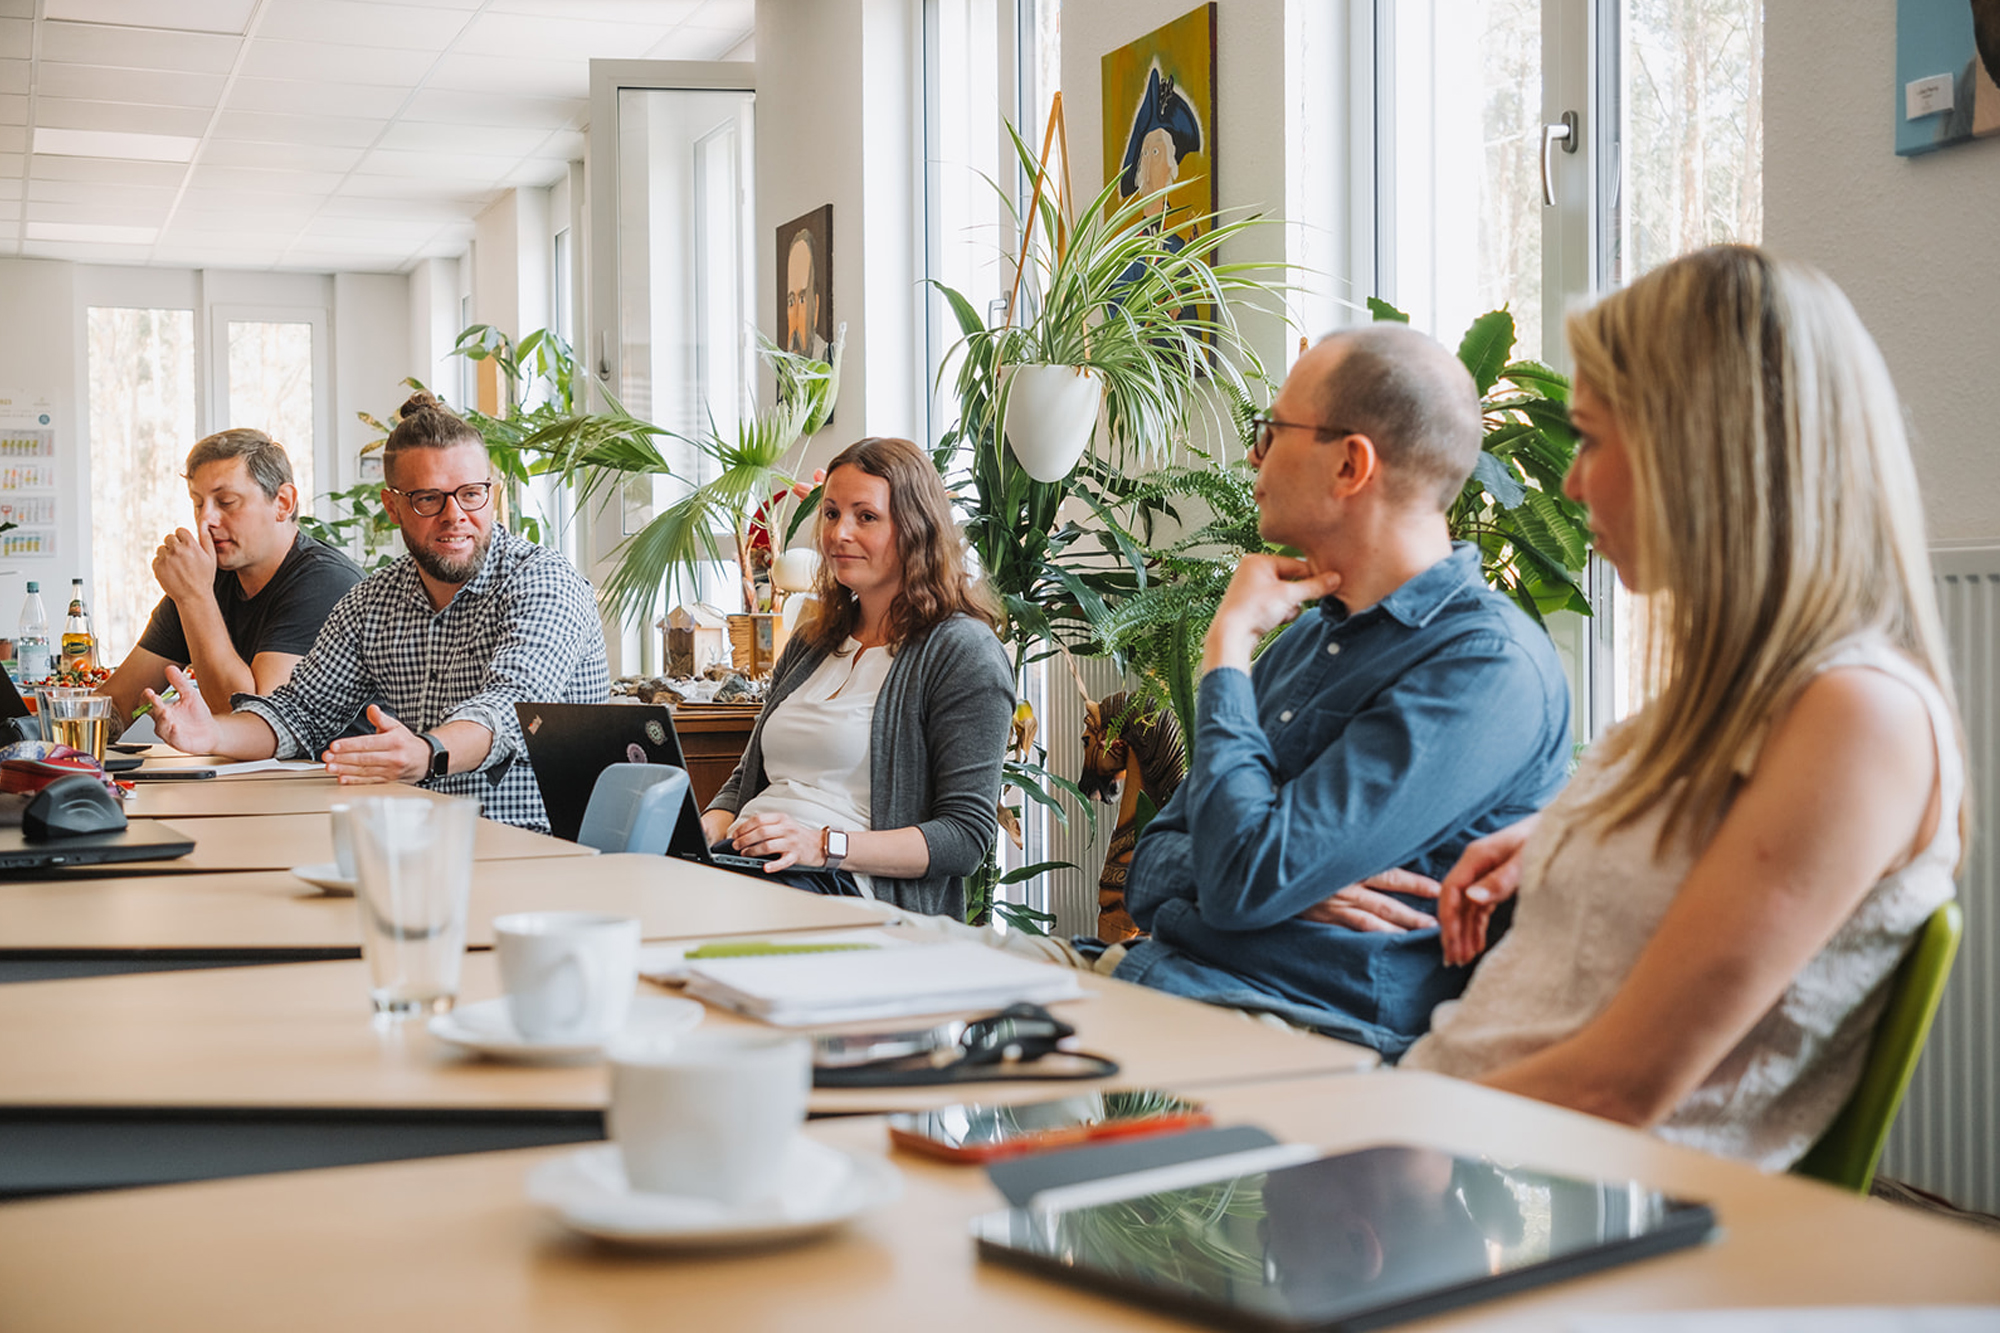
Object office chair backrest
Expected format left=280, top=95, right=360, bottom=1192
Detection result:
left=575, top=763, right=689, bottom=856
left=1794, top=900, right=1963, bottom=1194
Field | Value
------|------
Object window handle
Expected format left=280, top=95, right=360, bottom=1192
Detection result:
left=1541, top=111, right=1579, bottom=207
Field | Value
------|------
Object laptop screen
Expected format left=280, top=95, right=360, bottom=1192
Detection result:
left=514, top=702, right=688, bottom=842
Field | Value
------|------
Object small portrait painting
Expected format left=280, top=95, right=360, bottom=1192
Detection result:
left=1100, top=4, right=1217, bottom=244
left=775, top=205, right=833, bottom=361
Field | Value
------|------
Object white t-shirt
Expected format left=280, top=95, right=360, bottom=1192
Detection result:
left=736, top=638, right=892, bottom=891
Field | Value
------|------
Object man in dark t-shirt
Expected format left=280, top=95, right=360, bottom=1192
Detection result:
left=102, top=429, right=362, bottom=733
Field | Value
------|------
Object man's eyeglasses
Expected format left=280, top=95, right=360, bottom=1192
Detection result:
left=1248, top=411, right=1356, bottom=465
left=385, top=482, right=495, bottom=517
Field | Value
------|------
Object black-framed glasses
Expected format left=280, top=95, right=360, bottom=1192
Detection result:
left=384, top=482, right=495, bottom=517
left=1248, top=411, right=1355, bottom=465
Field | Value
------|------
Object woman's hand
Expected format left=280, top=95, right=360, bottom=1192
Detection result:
left=728, top=811, right=825, bottom=872
left=143, top=665, right=217, bottom=756
left=1437, top=815, right=1540, bottom=967
left=1296, top=868, right=1441, bottom=931
left=699, top=808, right=736, bottom=847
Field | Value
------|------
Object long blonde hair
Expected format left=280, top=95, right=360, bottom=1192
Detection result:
left=1567, top=244, right=1963, bottom=849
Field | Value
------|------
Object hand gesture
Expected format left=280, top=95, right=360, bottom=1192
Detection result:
left=144, top=666, right=217, bottom=756
left=1203, top=555, right=1343, bottom=673
left=323, top=705, right=427, bottom=784
left=699, top=807, right=736, bottom=847
left=1296, top=867, right=1441, bottom=932
left=727, top=811, right=823, bottom=873
left=1437, top=816, right=1540, bottom=967
left=154, top=526, right=218, bottom=604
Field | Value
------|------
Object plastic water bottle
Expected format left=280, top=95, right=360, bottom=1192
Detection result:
left=16, top=582, right=51, bottom=684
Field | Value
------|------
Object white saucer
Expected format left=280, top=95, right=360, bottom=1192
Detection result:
left=290, top=862, right=356, bottom=896
left=527, top=1137, right=901, bottom=1247
left=428, top=994, right=703, bottom=1062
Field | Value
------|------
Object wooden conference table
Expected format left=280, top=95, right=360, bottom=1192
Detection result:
left=2, top=1072, right=1995, bottom=1332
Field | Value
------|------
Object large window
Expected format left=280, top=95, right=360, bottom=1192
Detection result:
left=86, top=307, right=198, bottom=663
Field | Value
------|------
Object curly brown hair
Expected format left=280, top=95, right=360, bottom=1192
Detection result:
left=796, top=437, right=1001, bottom=654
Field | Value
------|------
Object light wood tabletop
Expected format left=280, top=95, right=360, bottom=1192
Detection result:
left=0, top=854, right=885, bottom=955
left=105, top=810, right=596, bottom=873
left=0, top=1071, right=1993, bottom=1332
left=0, top=950, right=1375, bottom=1113
left=123, top=774, right=451, bottom=818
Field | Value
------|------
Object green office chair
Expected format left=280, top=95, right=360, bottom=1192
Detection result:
left=1794, top=900, right=1963, bottom=1194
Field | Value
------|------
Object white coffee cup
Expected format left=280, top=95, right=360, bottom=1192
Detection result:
left=329, top=804, right=356, bottom=881
left=494, top=911, right=641, bottom=1042
left=608, top=1030, right=812, bottom=1204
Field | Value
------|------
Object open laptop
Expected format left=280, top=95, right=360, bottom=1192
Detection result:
left=0, top=822, right=196, bottom=872
left=514, top=701, right=774, bottom=877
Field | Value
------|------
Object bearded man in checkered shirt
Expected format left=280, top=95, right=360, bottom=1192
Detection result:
left=146, top=392, right=609, bottom=832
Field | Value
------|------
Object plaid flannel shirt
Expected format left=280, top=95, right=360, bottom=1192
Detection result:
left=235, top=526, right=609, bottom=831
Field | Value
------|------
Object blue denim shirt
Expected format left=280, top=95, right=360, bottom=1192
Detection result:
left=1114, top=543, right=1571, bottom=1057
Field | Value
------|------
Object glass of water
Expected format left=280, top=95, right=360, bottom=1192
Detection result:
left=35, top=687, right=111, bottom=761
left=349, top=795, right=479, bottom=1019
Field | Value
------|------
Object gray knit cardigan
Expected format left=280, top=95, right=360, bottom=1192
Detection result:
left=706, top=613, right=1015, bottom=919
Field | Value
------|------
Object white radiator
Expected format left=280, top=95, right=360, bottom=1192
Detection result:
left=1021, top=654, right=1124, bottom=940
left=1880, top=549, right=2000, bottom=1213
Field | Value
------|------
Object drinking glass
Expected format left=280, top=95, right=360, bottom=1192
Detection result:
left=349, top=796, right=479, bottom=1019
left=36, top=687, right=111, bottom=761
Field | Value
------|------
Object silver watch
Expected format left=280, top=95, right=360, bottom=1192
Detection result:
left=822, top=827, right=849, bottom=871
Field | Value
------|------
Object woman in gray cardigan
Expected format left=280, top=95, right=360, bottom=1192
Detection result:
left=701, top=437, right=1014, bottom=919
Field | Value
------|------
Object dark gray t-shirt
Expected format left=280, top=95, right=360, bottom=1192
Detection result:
left=137, top=530, right=363, bottom=668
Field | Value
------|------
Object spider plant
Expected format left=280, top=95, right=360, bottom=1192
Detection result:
left=935, top=124, right=1288, bottom=485
left=518, top=330, right=843, bottom=625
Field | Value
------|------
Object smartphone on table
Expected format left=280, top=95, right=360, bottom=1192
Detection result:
left=887, top=1090, right=1210, bottom=1164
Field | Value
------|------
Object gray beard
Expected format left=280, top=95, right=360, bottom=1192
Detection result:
left=408, top=528, right=493, bottom=586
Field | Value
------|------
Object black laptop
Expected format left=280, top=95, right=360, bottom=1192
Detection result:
left=514, top=701, right=774, bottom=876
left=0, top=822, right=197, bottom=872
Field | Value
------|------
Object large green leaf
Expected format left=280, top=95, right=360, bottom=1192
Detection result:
left=1456, top=310, right=1516, bottom=397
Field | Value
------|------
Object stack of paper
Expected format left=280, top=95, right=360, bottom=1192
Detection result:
left=683, top=940, right=1083, bottom=1026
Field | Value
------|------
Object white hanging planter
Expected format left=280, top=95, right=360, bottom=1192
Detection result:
left=1003, top=362, right=1104, bottom=483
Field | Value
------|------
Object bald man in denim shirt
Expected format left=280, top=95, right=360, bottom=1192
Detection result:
left=1112, top=326, right=1572, bottom=1058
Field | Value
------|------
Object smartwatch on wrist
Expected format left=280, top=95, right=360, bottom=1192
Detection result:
left=821, top=826, right=849, bottom=872
left=419, top=731, right=449, bottom=780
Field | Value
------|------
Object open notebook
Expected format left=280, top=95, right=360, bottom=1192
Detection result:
left=682, top=940, right=1083, bottom=1026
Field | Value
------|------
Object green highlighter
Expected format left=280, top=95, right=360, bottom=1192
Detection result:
left=682, top=940, right=883, bottom=960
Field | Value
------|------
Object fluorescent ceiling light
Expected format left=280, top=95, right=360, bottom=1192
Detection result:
left=27, top=221, right=160, bottom=244
left=34, top=127, right=200, bottom=163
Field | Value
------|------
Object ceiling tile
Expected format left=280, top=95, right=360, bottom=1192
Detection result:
left=27, top=199, right=170, bottom=226
left=25, top=178, right=177, bottom=207
left=375, top=120, right=552, bottom=157
left=532, top=128, right=585, bottom=159
left=0, top=56, right=26, bottom=94
left=36, top=98, right=215, bottom=137
left=297, top=214, right=440, bottom=240
left=355, top=147, right=518, bottom=179
left=0, top=91, right=22, bottom=120
left=0, top=150, right=21, bottom=173
left=212, top=109, right=390, bottom=147
left=0, top=125, right=21, bottom=153
left=398, top=87, right=581, bottom=131
left=317, top=192, right=481, bottom=221
left=42, top=0, right=256, bottom=34
left=651, top=26, right=751, bottom=61
left=489, top=0, right=703, bottom=19
left=421, top=52, right=588, bottom=99
left=339, top=172, right=501, bottom=203
left=0, top=1, right=27, bottom=19
left=0, top=178, right=23, bottom=200
left=174, top=188, right=322, bottom=216
left=185, top=163, right=346, bottom=192
left=257, top=0, right=470, bottom=50
left=34, top=63, right=227, bottom=106
left=199, top=139, right=364, bottom=172
left=0, top=17, right=27, bottom=60
left=454, top=12, right=671, bottom=61
left=238, top=38, right=437, bottom=87
left=39, top=21, right=242, bottom=73
left=502, top=159, right=568, bottom=190
left=21, top=238, right=160, bottom=262
left=693, top=0, right=755, bottom=25
left=225, top=76, right=377, bottom=117
left=26, top=219, right=159, bottom=243
left=30, top=153, right=185, bottom=184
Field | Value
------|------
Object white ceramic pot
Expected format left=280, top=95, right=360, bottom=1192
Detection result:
left=1003, top=362, right=1103, bottom=483
left=771, top=547, right=821, bottom=593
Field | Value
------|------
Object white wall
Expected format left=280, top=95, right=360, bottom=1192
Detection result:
left=1765, top=1, right=2000, bottom=545
left=472, top=185, right=553, bottom=354
left=0, top=258, right=81, bottom=622
left=332, top=272, right=413, bottom=492
left=756, top=0, right=924, bottom=466
left=407, top=255, right=466, bottom=404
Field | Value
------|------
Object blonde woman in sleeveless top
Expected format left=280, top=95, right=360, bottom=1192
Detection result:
left=1400, top=246, right=1966, bottom=1170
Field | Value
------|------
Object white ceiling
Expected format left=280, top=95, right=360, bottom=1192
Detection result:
left=0, top=0, right=755, bottom=273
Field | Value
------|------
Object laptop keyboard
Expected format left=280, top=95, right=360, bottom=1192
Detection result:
left=710, top=851, right=777, bottom=872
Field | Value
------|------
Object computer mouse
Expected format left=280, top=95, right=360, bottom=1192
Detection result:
left=23, top=775, right=129, bottom=841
